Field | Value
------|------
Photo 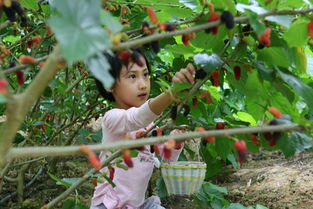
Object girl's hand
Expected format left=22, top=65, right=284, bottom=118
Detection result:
left=169, top=129, right=186, bottom=149
left=172, top=63, right=196, bottom=84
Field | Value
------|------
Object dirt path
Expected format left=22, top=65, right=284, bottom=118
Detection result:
left=213, top=150, right=313, bottom=209
left=1, top=150, right=312, bottom=209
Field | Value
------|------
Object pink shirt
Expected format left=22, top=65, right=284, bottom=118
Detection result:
left=91, top=100, right=183, bottom=209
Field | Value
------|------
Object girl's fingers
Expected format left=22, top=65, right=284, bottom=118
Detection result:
left=186, top=63, right=196, bottom=75
left=181, top=68, right=195, bottom=84
left=172, top=63, right=195, bottom=84
left=173, top=72, right=188, bottom=83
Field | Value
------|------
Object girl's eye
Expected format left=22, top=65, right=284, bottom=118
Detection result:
left=128, top=74, right=136, bottom=79
left=144, top=73, right=149, bottom=77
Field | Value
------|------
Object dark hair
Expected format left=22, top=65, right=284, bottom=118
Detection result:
left=94, top=48, right=151, bottom=102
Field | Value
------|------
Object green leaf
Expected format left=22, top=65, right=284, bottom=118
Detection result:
left=236, top=3, right=267, bottom=14
left=194, top=53, right=223, bottom=73
left=165, top=44, right=195, bottom=55
left=294, top=47, right=307, bottom=74
left=48, top=0, right=110, bottom=64
left=215, top=137, right=231, bottom=160
left=283, top=19, right=308, bottom=48
left=190, top=27, right=227, bottom=53
left=223, top=203, right=246, bottom=209
left=278, top=69, right=313, bottom=110
left=236, top=112, right=257, bottom=126
left=62, top=199, right=88, bottom=209
left=203, top=182, right=228, bottom=194
left=41, top=5, right=50, bottom=16
left=0, top=95, right=9, bottom=104
left=172, top=82, right=193, bottom=94
left=3, top=35, right=20, bottom=43
left=156, top=176, right=169, bottom=198
left=85, top=52, right=114, bottom=89
left=48, top=172, right=71, bottom=188
left=277, top=132, right=312, bottom=157
left=227, top=153, right=238, bottom=169
left=256, top=205, right=270, bottom=209
left=248, top=12, right=266, bottom=37
left=257, top=47, right=291, bottom=68
left=100, top=10, right=122, bottom=34
left=254, top=61, right=275, bottom=81
left=179, top=0, right=199, bottom=9
left=266, top=15, right=292, bottom=28
left=103, top=175, right=116, bottom=187
left=20, top=0, right=39, bottom=10
left=115, top=163, right=129, bottom=170
left=222, top=0, right=236, bottom=15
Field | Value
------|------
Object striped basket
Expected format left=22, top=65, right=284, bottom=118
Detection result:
left=161, top=161, right=207, bottom=196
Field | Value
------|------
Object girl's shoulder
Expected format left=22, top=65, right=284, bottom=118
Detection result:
left=103, top=107, right=126, bottom=118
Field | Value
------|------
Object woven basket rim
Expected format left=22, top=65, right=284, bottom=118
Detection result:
left=161, top=161, right=206, bottom=169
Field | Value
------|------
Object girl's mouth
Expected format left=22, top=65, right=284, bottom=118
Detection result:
left=138, top=93, right=147, bottom=99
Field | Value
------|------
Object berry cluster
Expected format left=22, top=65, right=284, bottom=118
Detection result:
left=259, top=28, right=272, bottom=47
left=80, top=145, right=101, bottom=170
left=26, top=36, right=41, bottom=49
left=1, top=0, right=27, bottom=27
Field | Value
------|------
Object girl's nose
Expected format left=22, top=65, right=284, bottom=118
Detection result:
left=139, top=78, right=148, bottom=90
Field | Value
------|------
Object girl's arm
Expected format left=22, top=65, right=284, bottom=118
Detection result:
left=103, top=64, right=195, bottom=135
left=148, top=63, right=195, bottom=115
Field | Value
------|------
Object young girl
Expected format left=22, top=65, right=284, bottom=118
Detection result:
left=90, top=49, right=195, bottom=209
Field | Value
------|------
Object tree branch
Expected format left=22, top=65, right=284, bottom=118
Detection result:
left=2, top=55, right=48, bottom=74
left=6, top=124, right=303, bottom=160
left=111, top=8, right=313, bottom=51
left=0, top=45, right=65, bottom=166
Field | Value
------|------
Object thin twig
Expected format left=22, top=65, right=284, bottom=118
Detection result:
left=0, top=20, right=10, bottom=31
left=0, top=165, right=45, bottom=205
left=43, top=151, right=121, bottom=209
left=2, top=55, right=48, bottom=74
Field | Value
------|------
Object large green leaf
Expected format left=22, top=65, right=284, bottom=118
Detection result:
left=222, top=0, right=236, bottom=15
left=227, top=153, right=238, bottom=169
left=85, top=52, right=114, bottom=89
left=62, top=199, right=88, bottom=209
left=100, top=10, right=122, bottom=34
left=0, top=95, right=9, bottom=104
left=223, top=203, right=246, bottom=209
left=254, top=61, right=275, bottom=81
left=3, top=35, right=20, bottom=43
left=190, top=27, right=227, bottom=53
left=277, top=132, right=312, bottom=157
left=236, top=112, right=257, bottom=126
left=215, top=137, right=232, bottom=160
left=236, top=3, right=292, bottom=27
left=256, top=205, right=269, bottom=209
left=278, top=69, right=313, bottom=110
left=165, top=44, right=195, bottom=55
left=20, top=0, right=39, bottom=10
left=266, top=15, right=292, bottom=28
left=283, top=19, right=308, bottom=48
left=248, top=12, right=266, bottom=38
left=257, top=47, right=291, bottom=68
left=48, top=172, right=71, bottom=188
left=179, top=0, right=199, bottom=9
left=48, top=0, right=110, bottom=64
left=194, top=53, right=223, bottom=73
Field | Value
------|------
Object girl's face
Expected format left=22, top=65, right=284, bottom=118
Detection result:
left=112, top=56, right=150, bottom=109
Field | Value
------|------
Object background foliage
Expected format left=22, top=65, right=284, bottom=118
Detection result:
left=1, top=0, right=313, bottom=208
